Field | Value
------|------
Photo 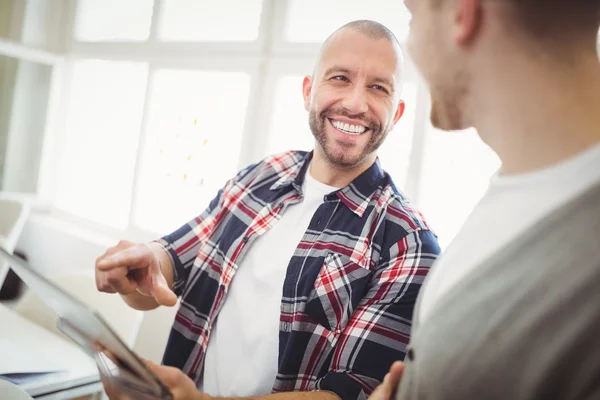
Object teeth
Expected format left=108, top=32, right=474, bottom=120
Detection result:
left=332, top=120, right=367, bottom=135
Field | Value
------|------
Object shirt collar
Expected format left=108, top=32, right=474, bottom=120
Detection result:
left=270, top=151, right=387, bottom=218
left=269, top=151, right=312, bottom=193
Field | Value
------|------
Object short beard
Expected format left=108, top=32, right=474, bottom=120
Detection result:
left=309, top=107, right=388, bottom=168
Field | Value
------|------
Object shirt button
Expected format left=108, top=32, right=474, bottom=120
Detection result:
left=407, top=347, right=415, bottom=361
left=242, top=236, right=249, bottom=243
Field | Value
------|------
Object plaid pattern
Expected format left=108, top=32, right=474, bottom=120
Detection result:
left=159, top=151, right=441, bottom=400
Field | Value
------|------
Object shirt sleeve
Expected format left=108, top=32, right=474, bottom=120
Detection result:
left=156, top=162, right=258, bottom=296
left=315, top=229, right=441, bottom=400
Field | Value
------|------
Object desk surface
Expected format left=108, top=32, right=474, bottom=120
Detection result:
left=0, top=304, right=101, bottom=399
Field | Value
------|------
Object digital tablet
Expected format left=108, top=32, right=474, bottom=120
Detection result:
left=0, top=246, right=173, bottom=400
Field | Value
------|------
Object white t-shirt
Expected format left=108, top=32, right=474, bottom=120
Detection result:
left=418, top=143, right=600, bottom=324
left=202, top=168, right=339, bottom=397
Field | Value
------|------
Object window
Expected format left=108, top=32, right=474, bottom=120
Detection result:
left=158, top=0, right=263, bottom=42
left=55, top=60, right=148, bottom=229
left=265, top=75, right=313, bottom=156
left=377, top=82, right=418, bottom=190
left=284, top=0, right=411, bottom=43
left=416, top=127, right=501, bottom=248
left=73, top=0, right=154, bottom=42
left=0, top=56, right=52, bottom=193
left=133, top=69, right=251, bottom=234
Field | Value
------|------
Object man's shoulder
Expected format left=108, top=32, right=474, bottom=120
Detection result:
left=259, top=150, right=309, bottom=172
left=377, top=179, right=435, bottom=235
left=232, top=150, right=309, bottom=184
left=369, top=180, right=441, bottom=261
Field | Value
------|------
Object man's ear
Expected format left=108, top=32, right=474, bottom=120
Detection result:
left=454, top=0, right=482, bottom=47
left=302, top=75, right=313, bottom=111
left=393, top=100, right=406, bottom=125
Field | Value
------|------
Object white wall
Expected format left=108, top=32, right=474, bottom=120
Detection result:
left=0, top=0, right=62, bottom=193
left=0, top=56, right=17, bottom=189
left=16, top=212, right=178, bottom=363
left=2, top=60, right=52, bottom=192
left=0, top=0, right=24, bottom=41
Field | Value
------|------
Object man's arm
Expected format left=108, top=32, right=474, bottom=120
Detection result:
left=96, top=162, right=260, bottom=312
left=157, top=161, right=260, bottom=299
left=105, top=361, right=342, bottom=400
left=216, top=392, right=340, bottom=400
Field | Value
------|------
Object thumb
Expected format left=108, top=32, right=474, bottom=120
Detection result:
left=143, top=360, right=182, bottom=389
left=388, top=361, right=404, bottom=385
left=385, top=361, right=404, bottom=395
left=151, top=270, right=177, bottom=307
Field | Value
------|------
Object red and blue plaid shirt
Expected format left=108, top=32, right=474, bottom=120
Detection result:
left=159, top=151, right=441, bottom=400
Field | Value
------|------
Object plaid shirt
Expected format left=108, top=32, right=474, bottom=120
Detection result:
left=159, top=151, right=441, bottom=400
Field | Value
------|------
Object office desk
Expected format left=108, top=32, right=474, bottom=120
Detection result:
left=0, top=304, right=103, bottom=399
left=18, top=370, right=102, bottom=400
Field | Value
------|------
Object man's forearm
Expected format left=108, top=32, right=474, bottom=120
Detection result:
left=214, top=391, right=341, bottom=400
left=120, top=242, right=175, bottom=311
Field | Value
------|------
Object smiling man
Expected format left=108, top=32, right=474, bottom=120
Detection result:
left=369, top=0, right=600, bottom=399
left=95, top=20, right=441, bottom=400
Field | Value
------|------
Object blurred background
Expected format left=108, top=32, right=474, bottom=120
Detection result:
left=0, top=0, right=598, bottom=365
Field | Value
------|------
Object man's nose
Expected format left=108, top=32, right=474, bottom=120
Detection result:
left=341, top=85, right=369, bottom=115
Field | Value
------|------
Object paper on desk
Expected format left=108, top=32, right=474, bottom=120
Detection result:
left=0, top=372, right=56, bottom=385
left=0, top=305, right=95, bottom=376
left=0, top=337, right=68, bottom=375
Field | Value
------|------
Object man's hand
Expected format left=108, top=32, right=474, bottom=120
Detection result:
left=95, top=240, right=177, bottom=308
left=145, top=361, right=211, bottom=400
left=101, top=358, right=210, bottom=400
left=369, top=361, right=404, bottom=400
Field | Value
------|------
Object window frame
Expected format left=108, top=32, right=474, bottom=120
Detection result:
left=0, top=36, right=64, bottom=207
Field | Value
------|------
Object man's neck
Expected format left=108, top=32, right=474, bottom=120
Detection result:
left=309, top=149, right=376, bottom=188
left=470, top=48, right=600, bottom=176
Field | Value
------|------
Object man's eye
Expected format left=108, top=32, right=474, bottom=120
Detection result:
left=371, top=85, right=389, bottom=94
left=331, top=76, right=349, bottom=82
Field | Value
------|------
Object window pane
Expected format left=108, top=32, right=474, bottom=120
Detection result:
left=265, top=75, right=314, bottom=157
left=158, top=0, right=263, bottom=42
left=56, top=60, right=148, bottom=229
left=377, top=82, right=418, bottom=191
left=417, top=128, right=501, bottom=248
left=134, top=69, right=251, bottom=234
left=285, top=0, right=411, bottom=43
left=74, top=0, right=154, bottom=41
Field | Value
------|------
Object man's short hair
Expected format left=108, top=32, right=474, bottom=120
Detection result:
left=338, top=20, right=402, bottom=45
left=431, top=0, right=600, bottom=47
left=502, top=0, right=600, bottom=44
left=321, top=20, right=405, bottom=72
left=313, top=19, right=406, bottom=96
